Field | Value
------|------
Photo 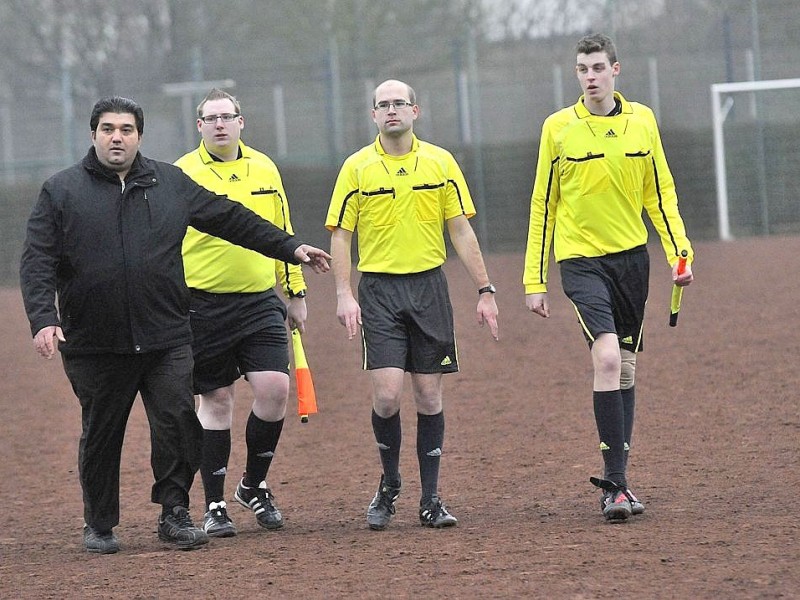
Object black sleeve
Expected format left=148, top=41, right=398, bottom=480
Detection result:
left=19, top=183, right=62, bottom=336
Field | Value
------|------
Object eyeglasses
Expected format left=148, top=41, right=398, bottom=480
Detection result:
left=374, top=99, right=413, bottom=111
left=200, top=113, right=240, bottom=124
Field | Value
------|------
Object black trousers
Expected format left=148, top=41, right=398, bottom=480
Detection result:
left=62, top=345, right=202, bottom=532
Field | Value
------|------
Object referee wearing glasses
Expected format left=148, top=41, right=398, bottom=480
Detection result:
left=326, top=79, right=499, bottom=531
left=176, top=88, right=309, bottom=537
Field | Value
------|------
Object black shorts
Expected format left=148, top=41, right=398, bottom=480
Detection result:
left=189, top=289, right=289, bottom=394
left=358, top=267, right=458, bottom=374
left=559, top=245, right=649, bottom=353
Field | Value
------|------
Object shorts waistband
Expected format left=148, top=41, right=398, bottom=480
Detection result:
left=360, top=266, right=442, bottom=280
left=189, top=288, right=275, bottom=300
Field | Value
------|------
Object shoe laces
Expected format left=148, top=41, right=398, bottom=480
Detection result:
left=609, top=490, right=629, bottom=505
left=208, top=501, right=229, bottom=518
left=623, top=488, right=639, bottom=503
left=376, top=487, right=399, bottom=512
left=171, top=507, right=195, bottom=528
left=248, top=482, right=276, bottom=510
left=421, top=497, right=446, bottom=519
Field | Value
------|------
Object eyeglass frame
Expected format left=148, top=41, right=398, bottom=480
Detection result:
left=373, top=99, right=414, bottom=111
left=200, top=113, right=241, bottom=124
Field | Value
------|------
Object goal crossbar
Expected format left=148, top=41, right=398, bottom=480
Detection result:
left=711, top=78, right=800, bottom=240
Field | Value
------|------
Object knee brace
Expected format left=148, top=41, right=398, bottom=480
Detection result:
left=620, top=349, right=636, bottom=390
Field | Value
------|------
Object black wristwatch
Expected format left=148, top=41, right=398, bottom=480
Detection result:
left=289, top=289, right=307, bottom=298
left=478, top=284, right=496, bottom=295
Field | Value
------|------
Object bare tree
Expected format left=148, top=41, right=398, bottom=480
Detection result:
left=0, top=0, right=171, bottom=104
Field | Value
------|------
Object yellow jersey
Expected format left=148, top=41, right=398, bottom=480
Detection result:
left=523, top=92, right=693, bottom=294
left=177, top=141, right=306, bottom=296
left=326, top=135, right=475, bottom=274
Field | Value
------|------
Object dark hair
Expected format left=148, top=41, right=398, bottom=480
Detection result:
left=197, top=87, right=241, bottom=117
left=90, top=96, right=144, bottom=134
left=576, top=33, right=618, bottom=64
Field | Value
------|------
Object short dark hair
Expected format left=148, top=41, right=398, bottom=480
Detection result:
left=197, top=88, right=241, bottom=117
left=576, top=33, right=618, bottom=65
left=90, top=96, right=144, bottom=134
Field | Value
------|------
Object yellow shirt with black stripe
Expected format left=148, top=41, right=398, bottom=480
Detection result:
left=523, top=92, right=693, bottom=294
left=177, top=141, right=306, bottom=295
left=325, top=135, right=475, bottom=274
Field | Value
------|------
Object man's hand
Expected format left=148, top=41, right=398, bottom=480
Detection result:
left=477, top=295, right=499, bottom=340
left=287, top=297, right=308, bottom=333
left=33, top=325, right=65, bottom=359
left=672, top=262, right=694, bottom=287
left=526, top=292, right=550, bottom=318
left=294, top=245, right=332, bottom=273
left=336, top=292, right=361, bottom=340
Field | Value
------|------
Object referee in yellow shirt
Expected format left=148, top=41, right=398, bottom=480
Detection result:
left=326, top=79, right=499, bottom=530
left=524, top=34, right=694, bottom=521
left=177, top=88, right=308, bottom=537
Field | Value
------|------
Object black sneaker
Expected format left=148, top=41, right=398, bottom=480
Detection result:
left=157, top=506, right=209, bottom=549
left=366, top=475, right=401, bottom=531
left=419, top=496, right=458, bottom=528
left=234, top=479, right=284, bottom=530
left=83, top=525, right=119, bottom=554
left=203, top=501, right=237, bottom=538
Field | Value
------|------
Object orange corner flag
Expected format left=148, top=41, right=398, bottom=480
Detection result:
left=291, top=328, right=318, bottom=423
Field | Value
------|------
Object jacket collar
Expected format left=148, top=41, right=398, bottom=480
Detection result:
left=83, top=147, right=153, bottom=183
left=573, top=91, right=632, bottom=119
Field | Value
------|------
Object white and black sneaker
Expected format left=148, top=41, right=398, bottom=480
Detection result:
left=203, top=501, right=237, bottom=538
left=419, top=496, right=458, bottom=528
left=234, top=478, right=284, bottom=530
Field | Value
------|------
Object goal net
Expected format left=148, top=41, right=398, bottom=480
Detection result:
left=711, top=78, right=800, bottom=240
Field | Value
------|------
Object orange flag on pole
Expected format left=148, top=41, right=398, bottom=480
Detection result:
left=291, top=328, right=318, bottom=423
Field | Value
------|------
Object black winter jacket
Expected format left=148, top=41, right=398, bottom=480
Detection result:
left=20, top=148, right=304, bottom=355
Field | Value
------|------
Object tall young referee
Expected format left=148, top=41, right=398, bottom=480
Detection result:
left=326, top=79, right=499, bottom=530
left=523, top=34, right=694, bottom=521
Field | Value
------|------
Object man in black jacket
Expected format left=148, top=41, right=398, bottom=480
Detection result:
left=19, top=96, right=330, bottom=554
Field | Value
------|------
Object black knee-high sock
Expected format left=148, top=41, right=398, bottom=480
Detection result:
left=621, top=386, right=635, bottom=469
left=417, top=411, right=445, bottom=504
left=200, top=429, right=231, bottom=507
left=593, top=390, right=626, bottom=487
left=372, top=409, right=401, bottom=486
left=244, top=413, right=284, bottom=487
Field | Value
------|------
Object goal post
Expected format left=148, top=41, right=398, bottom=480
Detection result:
left=711, top=77, right=800, bottom=241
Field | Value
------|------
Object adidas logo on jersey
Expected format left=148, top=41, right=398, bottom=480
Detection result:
left=605, top=129, right=617, bottom=138
left=229, top=174, right=241, bottom=182
left=440, top=356, right=452, bottom=366
left=396, top=167, right=408, bottom=176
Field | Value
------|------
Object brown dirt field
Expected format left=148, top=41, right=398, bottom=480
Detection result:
left=1, top=236, right=799, bottom=599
